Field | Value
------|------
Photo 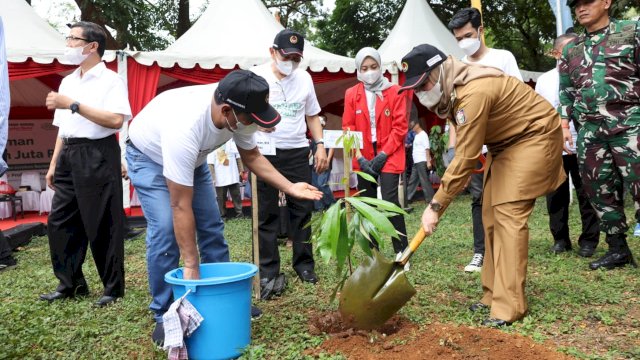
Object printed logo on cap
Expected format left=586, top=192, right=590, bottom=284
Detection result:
left=265, top=94, right=270, bottom=104
left=401, top=62, right=409, bottom=72
left=290, top=35, right=298, bottom=44
left=427, top=54, right=443, bottom=67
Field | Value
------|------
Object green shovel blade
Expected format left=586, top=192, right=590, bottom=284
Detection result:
left=338, top=250, right=417, bottom=330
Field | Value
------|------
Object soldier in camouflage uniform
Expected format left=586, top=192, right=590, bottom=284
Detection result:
left=559, top=0, right=639, bottom=270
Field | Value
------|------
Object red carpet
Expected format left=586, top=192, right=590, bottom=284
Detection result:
left=0, top=207, right=146, bottom=231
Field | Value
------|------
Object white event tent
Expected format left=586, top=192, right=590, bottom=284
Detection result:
left=126, top=0, right=358, bottom=117
left=379, top=0, right=541, bottom=83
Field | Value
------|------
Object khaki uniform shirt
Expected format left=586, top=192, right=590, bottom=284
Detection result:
left=433, top=76, right=566, bottom=209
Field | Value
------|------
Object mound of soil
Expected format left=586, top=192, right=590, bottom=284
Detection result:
left=307, top=312, right=572, bottom=360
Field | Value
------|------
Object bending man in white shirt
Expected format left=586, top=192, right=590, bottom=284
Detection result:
left=126, top=70, right=322, bottom=344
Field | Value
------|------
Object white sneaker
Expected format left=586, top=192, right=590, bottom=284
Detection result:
left=464, top=253, right=483, bottom=273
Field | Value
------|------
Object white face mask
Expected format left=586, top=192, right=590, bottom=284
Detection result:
left=275, top=58, right=299, bottom=76
left=416, top=69, right=443, bottom=110
left=225, top=109, right=256, bottom=134
left=358, top=69, right=382, bottom=85
left=458, top=37, right=481, bottom=57
left=63, top=44, right=90, bottom=65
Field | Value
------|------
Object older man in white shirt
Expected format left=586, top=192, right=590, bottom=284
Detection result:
left=41, top=22, right=131, bottom=307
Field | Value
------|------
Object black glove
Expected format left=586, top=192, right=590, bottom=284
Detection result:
left=370, top=152, right=388, bottom=175
left=357, top=157, right=375, bottom=176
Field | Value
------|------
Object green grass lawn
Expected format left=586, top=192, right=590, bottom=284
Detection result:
left=1, top=194, right=638, bottom=359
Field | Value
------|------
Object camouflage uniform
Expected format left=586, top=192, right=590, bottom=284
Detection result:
left=558, top=19, right=640, bottom=239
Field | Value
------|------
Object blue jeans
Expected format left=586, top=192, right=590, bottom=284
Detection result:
left=126, top=145, right=229, bottom=322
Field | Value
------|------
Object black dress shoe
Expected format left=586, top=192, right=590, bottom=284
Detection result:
left=589, top=251, right=637, bottom=270
left=40, top=285, right=89, bottom=302
left=151, top=322, right=164, bottom=347
left=551, top=241, right=572, bottom=254
left=251, top=305, right=262, bottom=320
left=39, top=291, right=72, bottom=302
left=260, top=273, right=287, bottom=300
left=469, top=302, right=489, bottom=312
left=94, top=295, right=120, bottom=307
left=482, top=318, right=512, bottom=327
left=297, top=269, right=318, bottom=284
left=577, top=245, right=596, bottom=258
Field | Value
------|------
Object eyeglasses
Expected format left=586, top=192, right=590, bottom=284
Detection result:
left=65, top=35, right=92, bottom=42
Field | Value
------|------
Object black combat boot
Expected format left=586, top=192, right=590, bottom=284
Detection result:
left=589, top=233, right=637, bottom=270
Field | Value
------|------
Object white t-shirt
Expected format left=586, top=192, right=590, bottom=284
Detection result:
left=535, top=68, right=577, bottom=154
left=129, top=84, right=257, bottom=187
left=53, top=62, right=131, bottom=139
left=250, top=63, right=321, bottom=149
left=412, top=131, right=430, bottom=163
left=211, top=140, right=240, bottom=187
left=462, top=48, right=523, bottom=81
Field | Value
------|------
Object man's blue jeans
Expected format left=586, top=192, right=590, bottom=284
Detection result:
left=126, top=145, right=229, bottom=322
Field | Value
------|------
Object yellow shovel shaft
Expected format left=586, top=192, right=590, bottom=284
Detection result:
left=398, top=227, right=427, bottom=265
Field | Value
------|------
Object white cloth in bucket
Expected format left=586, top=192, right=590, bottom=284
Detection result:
left=162, top=290, right=204, bottom=360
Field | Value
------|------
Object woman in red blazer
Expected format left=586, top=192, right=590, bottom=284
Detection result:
left=342, top=47, right=409, bottom=253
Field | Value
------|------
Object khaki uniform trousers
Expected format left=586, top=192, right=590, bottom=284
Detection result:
left=480, top=172, right=536, bottom=323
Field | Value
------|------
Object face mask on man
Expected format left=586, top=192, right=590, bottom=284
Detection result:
left=358, top=69, right=382, bottom=85
left=225, top=109, right=255, bottom=133
left=275, top=57, right=299, bottom=76
left=63, top=44, right=91, bottom=65
left=458, top=37, right=481, bottom=57
left=416, top=67, right=443, bottom=109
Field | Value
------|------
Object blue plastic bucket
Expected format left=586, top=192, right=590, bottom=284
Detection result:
left=165, top=262, right=258, bottom=360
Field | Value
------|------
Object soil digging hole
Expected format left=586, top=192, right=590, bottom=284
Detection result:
left=309, top=311, right=407, bottom=338
left=306, top=311, right=573, bottom=359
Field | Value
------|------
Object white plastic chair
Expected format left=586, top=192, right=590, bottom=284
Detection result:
left=0, top=174, right=12, bottom=219
left=15, top=171, right=42, bottom=212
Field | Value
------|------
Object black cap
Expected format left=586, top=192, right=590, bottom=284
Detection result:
left=567, top=0, right=598, bottom=6
left=215, top=70, right=280, bottom=128
left=273, top=29, right=304, bottom=57
left=398, top=44, right=447, bottom=92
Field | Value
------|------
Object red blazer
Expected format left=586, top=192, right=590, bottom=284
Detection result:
left=342, top=83, right=408, bottom=174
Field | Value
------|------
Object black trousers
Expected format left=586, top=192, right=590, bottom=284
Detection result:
left=359, top=172, right=409, bottom=253
left=468, top=161, right=485, bottom=254
left=258, top=147, right=314, bottom=279
left=546, top=154, right=600, bottom=248
left=47, top=135, right=125, bottom=297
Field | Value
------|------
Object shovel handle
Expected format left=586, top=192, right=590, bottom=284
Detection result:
left=398, top=227, right=427, bottom=265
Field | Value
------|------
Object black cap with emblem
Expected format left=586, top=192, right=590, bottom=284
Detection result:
left=398, top=44, right=447, bottom=93
left=215, top=70, right=281, bottom=128
left=273, top=29, right=304, bottom=57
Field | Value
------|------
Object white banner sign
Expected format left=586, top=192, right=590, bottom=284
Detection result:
left=323, top=130, right=363, bottom=149
left=6, top=119, right=57, bottom=171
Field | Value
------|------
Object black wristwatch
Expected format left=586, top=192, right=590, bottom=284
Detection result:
left=429, top=201, right=442, bottom=212
left=70, top=101, right=80, bottom=114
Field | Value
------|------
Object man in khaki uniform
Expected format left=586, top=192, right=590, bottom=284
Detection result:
left=399, top=44, right=566, bottom=326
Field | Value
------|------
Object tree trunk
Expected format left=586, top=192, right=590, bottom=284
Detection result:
left=177, top=0, right=190, bottom=38
left=74, top=0, right=121, bottom=49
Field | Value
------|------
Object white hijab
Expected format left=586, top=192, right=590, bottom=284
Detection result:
left=355, top=47, right=393, bottom=99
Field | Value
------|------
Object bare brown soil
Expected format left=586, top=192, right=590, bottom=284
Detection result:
left=306, top=311, right=574, bottom=360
